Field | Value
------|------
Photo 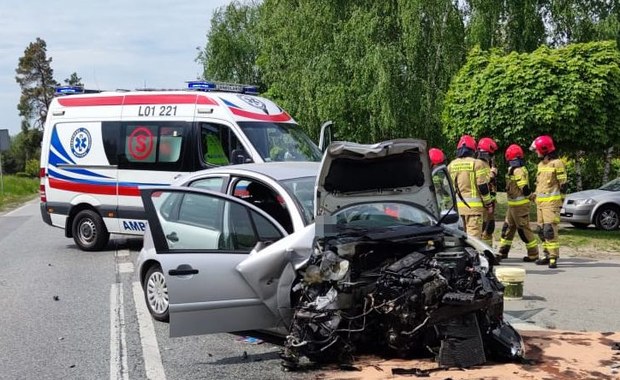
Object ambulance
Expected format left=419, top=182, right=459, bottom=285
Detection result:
left=39, top=81, right=332, bottom=251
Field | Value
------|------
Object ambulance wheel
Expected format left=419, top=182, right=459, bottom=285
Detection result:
left=144, top=265, right=169, bottom=322
left=72, top=209, right=109, bottom=251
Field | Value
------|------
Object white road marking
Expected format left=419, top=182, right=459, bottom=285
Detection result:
left=110, top=283, right=129, bottom=380
left=118, top=262, right=134, bottom=273
left=132, top=281, right=167, bottom=380
left=2, top=201, right=33, bottom=217
left=116, top=250, right=130, bottom=258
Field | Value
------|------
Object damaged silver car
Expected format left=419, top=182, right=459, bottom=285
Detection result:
left=139, top=139, right=524, bottom=369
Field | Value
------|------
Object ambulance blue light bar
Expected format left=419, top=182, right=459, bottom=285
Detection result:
left=187, top=81, right=258, bottom=95
left=54, top=86, right=85, bottom=95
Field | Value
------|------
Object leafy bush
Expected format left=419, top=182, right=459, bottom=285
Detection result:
left=24, top=159, right=39, bottom=178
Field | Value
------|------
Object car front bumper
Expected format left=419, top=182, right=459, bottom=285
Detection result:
left=560, top=202, right=594, bottom=224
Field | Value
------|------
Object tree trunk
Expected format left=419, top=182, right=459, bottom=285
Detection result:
left=575, top=150, right=583, bottom=191
left=603, top=146, right=614, bottom=185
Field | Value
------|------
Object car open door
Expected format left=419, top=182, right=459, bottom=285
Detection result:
left=140, top=187, right=288, bottom=337
left=318, top=120, right=333, bottom=152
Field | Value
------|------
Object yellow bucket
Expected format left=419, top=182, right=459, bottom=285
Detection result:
left=495, top=267, right=526, bottom=300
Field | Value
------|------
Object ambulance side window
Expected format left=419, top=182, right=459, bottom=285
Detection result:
left=117, top=121, right=187, bottom=170
left=102, top=122, right=121, bottom=165
left=201, top=123, right=250, bottom=166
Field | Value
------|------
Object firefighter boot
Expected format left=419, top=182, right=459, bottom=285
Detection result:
left=523, top=256, right=538, bottom=262
left=499, top=246, right=510, bottom=259
left=548, top=257, right=558, bottom=269
left=535, top=256, right=550, bottom=265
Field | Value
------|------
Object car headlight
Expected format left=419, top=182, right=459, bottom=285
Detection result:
left=573, top=198, right=596, bottom=206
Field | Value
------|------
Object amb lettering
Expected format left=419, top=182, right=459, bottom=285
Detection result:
left=123, top=220, right=147, bottom=231
left=138, top=105, right=177, bottom=116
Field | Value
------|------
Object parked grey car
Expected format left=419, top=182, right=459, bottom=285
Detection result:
left=560, top=177, right=620, bottom=230
left=137, top=139, right=523, bottom=368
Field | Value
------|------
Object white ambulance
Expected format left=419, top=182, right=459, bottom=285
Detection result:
left=39, top=81, right=332, bottom=251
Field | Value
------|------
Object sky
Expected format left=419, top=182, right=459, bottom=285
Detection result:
left=0, top=0, right=232, bottom=136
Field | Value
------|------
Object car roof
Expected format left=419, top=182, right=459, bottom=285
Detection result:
left=179, top=161, right=320, bottom=184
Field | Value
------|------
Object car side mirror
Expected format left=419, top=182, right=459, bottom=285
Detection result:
left=441, top=211, right=459, bottom=225
left=231, top=149, right=253, bottom=165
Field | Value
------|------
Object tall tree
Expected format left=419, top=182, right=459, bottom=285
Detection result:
left=196, top=0, right=262, bottom=86
left=64, top=72, right=83, bottom=86
left=15, top=38, right=59, bottom=130
left=465, top=0, right=546, bottom=53
left=544, top=0, right=619, bottom=45
left=256, top=0, right=466, bottom=145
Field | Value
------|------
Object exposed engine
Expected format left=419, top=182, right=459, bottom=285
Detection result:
left=282, top=224, right=524, bottom=369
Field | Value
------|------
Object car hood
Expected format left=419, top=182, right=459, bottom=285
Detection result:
left=315, top=139, right=438, bottom=218
left=566, top=189, right=607, bottom=200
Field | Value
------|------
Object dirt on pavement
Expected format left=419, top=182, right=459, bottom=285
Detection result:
left=316, top=330, right=620, bottom=380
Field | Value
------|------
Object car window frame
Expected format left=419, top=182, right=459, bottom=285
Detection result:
left=140, top=186, right=288, bottom=254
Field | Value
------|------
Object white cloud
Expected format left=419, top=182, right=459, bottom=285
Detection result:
left=0, top=0, right=232, bottom=135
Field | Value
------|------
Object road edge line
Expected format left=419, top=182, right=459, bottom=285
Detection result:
left=132, top=281, right=167, bottom=380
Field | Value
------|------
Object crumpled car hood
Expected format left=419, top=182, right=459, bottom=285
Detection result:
left=315, top=139, right=439, bottom=218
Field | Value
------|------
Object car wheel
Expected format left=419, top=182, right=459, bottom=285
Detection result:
left=72, top=209, right=110, bottom=251
left=570, top=222, right=589, bottom=229
left=144, top=265, right=169, bottom=322
left=594, top=205, right=620, bottom=231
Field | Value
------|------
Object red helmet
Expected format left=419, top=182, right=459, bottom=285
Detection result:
left=457, top=135, right=476, bottom=151
left=478, top=137, right=498, bottom=154
left=530, top=135, right=555, bottom=156
left=429, top=148, right=446, bottom=166
left=505, top=144, right=524, bottom=161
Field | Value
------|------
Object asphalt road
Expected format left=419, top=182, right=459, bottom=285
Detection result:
left=1, top=199, right=619, bottom=379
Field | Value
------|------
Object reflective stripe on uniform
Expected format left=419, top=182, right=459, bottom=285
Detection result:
left=508, top=196, right=529, bottom=206
left=526, top=239, right=539, bottom=249
left=536, top=191, right=562, bottom=202
left=499, top=238, right=512, bottom=247
left=457, top=201, right=484, bottom=208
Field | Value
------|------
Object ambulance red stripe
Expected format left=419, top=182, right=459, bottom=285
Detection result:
left=229, top=107, right=292, bottom=122
left=57, top=94, right=217, bottom=107
left=49, top=178, right=140, bottom=196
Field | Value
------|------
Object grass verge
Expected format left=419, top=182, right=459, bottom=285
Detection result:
left=0, top=175, right=39, bottom=212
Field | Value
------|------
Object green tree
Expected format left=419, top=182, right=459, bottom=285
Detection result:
left=465, top=0, right=545, bottom=53
left=544, top=0, right=619, bottom=45
left=256, top=0, right=466, bottom=145
left=64, top=72, right=83, bottom=86
left=15, top=38, right=59, bottom=130
left=196, top=0, right=262, bottom=86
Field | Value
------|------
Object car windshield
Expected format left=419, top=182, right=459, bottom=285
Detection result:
left=280, top=176, right=316, bottom=225
left=333, top=202, right=436, bottom=228
left=238, top=122, right=322, bottom=162
left=599, top=178, right=620, bottom=191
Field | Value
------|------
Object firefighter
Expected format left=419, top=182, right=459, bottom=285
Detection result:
left=429, top=147, right=446, bottom=168
left=429, top=148, right=453, bottom=210
left=477, top=137, right=499, bottom=247
left=448, top=135, right=493, bottom=239
left=498, top=144, right=540, bottom=261
left=530, top=135, right=567, bottom=269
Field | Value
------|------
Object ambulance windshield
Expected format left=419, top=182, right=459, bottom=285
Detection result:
left=238, top=122, right=322, bottom=162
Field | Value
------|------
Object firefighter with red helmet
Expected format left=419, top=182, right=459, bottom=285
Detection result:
left=476, top=137, right=499, bottom=248
left=448, top=135, right=493, bottom=239
left=530, top=135, right=567, bottom=269
left=498, top=144, right=540, bottom=261
left=429, top=147, right=453, bottom=210
left=429, top=148, right=446, bottom=167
